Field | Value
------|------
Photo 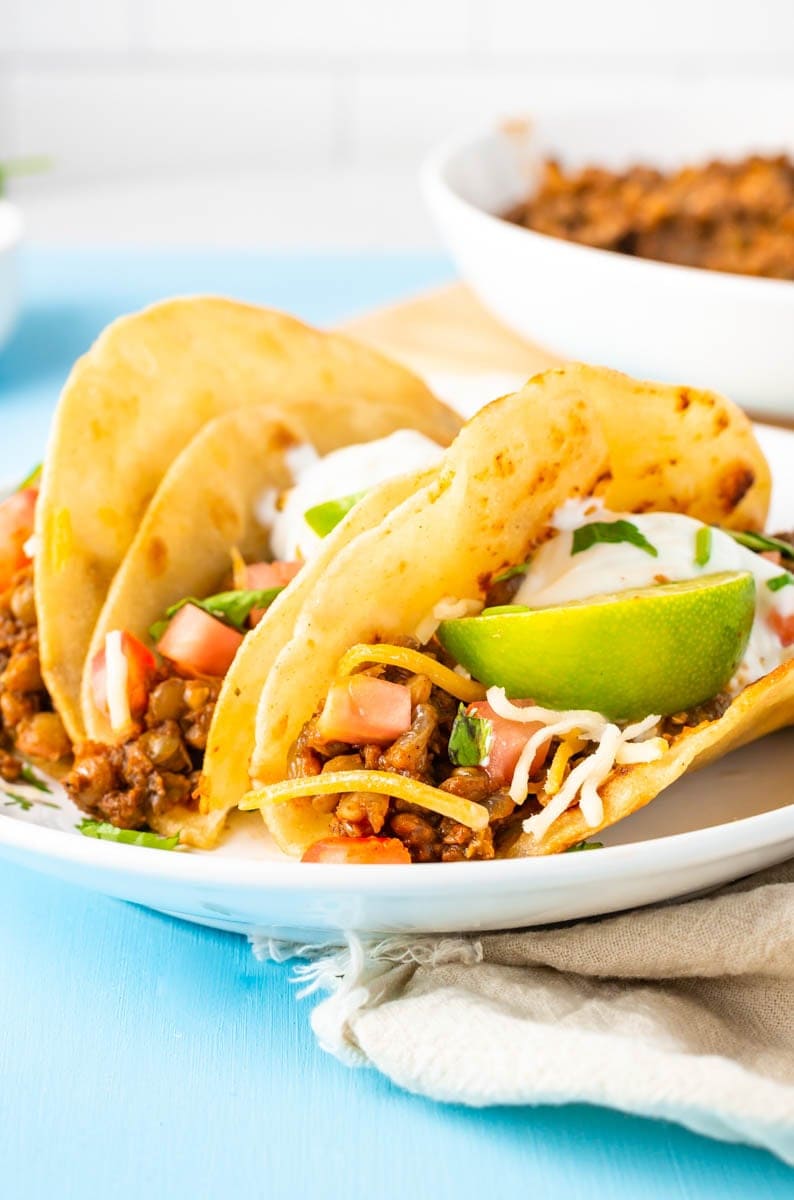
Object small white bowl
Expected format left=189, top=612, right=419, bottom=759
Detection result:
left=0, top=200, right=23, bottom=351
left=422, top=112, right=794, bottom=416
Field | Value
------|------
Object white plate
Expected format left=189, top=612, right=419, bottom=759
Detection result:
left=422, top=108, right=794, bottom=416
left=1, top=421, right=793, bottom=939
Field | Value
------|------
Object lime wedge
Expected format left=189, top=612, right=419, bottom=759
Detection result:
left=437, top=571, right=756, bottom=721
left=304, top=490, right=367, bottom=537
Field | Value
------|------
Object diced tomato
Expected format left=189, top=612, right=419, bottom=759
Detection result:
left=761, top=550, right=784, bottom=567
left=156, top=604, right=244, bottom=676
left=770, top=610, right=794, bottom=647
left=302, top=837, right=411, bottom=864
left=317, top=674, right=413, bottom=744
left=0, top=488, right=37, bottom=591
left=91, top=631, right=157, bottom=721
left=244, top=560, right=302, bottom=589
left=468, top=700, right=549, bottom=787
left=245, top=560, right=302, bottom=626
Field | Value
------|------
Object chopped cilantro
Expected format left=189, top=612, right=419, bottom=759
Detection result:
left=19, top=764, right=51, bottom=793
left=2, top=789, right=57, bottom=811
left=694, top=526, right=712, bottom=567
left=448, top=703, right=493, bottom=767
left=572, top=520, right=658, bottom=559
left=767, top=574, right=794, bottom=593
left=4, top=793, right=32, bottom=811
left=149, top=586, right=284, bottom=640
left=77, top=819, right=180, bottom=850
left=565, top=840, right=604, bottom=852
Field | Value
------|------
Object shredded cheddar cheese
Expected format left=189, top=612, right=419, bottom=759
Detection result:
left=544, top=733, right=586, bottom=797
left=336, top=644, right=486, bottom=704
left=230, top=546, right=248, bottom=591
left=240, top=769, right=490, bottom=831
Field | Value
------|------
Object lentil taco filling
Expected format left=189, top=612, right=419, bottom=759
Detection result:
left=0, top=565, right=71, bottom=769
left=508, top=153, right=794, bottom=280
left=65, top=553, right=297, bottom=832
left=0, top=477, right=72, bottom=773
left=286, top=638, right=529, bottom=863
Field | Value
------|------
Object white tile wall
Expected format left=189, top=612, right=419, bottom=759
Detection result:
left=6, top=67, right=339, bottom=175
left=483, top=0, right=793, bottom=57
left=3, top=0, right=133, bottom=53
left=145, top=0, right=471, bottom=56
left=1, top=0, right=793, bottom=182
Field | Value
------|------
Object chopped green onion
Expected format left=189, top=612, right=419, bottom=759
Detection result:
left=565, top=840, right=604, bottom=852
left=149, top=586, right=285, bottom=640
left=19, top=764, right=51, bottom=792
left=767, top=574, right=794, bottom=593
left=304, top=490, right=368, bottom=538
left=725, top=530, right=794, bottom=561
left=694, top=526, right=712, bottom=567
left=492, top=561, right=531, bottom=583
left=572, top=520, right=658, bottom=559
left=448, top=703, right=493, bottom=767
left=77, top=819, right=180, bottom=850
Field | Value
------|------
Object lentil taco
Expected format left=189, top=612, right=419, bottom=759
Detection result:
left=34, top=296, right=460, bottom=744
left=234, top=364, right=794, bottom=863
left=66, top=406, right=446, bottom=848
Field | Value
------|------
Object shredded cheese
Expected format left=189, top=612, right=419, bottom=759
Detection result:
left=485, top=688, right=665, bottom=842
left=336, top=644, right=486, bottom=703
left=104, top=630, right=132, bottom=733
left=230, top=546, right=248, bottom=591
left=415, top=596, right=483, bottom=644
left=544, top=733, right=585, bottom=796
left=240, top=769, right=490, bottom=831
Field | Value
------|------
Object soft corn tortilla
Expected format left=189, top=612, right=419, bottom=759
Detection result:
left=35, top=297, right=460, bottom=742
left=198, top=469, right=438, bottom=829
left=80, top=408, right=439, bottom=848
left=80, top=405, right=304, bottom=742
left=245, top=364, right=773, bottom=857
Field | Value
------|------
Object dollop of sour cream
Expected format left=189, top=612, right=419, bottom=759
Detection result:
left=265, top=430, right=443, bottom=562
left=514, top=499, right=794, bottom=690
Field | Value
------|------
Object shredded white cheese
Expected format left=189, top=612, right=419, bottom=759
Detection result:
left=104, top=630, right=132, bottom=733
left=415, top=596, right=483, bottom=645
left=485, top=688, right=665, bottom=842
left=22, top=534, right=38, bottom=560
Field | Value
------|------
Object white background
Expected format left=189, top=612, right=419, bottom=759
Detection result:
left=1, top=0, right=793, bottom=247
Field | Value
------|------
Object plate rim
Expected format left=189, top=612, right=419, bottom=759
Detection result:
left=1, top=791, right=792, bottom=893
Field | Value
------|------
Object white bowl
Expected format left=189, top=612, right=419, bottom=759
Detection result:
left=421, top=111, right=794, bottom=416
left=0, top=200, right=22, bottom=350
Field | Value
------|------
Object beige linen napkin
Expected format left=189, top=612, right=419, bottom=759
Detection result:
left=252, top=860, right=794, bottom=1163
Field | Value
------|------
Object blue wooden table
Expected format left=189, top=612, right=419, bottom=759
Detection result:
left=0, top=249, right=792, bottom=1199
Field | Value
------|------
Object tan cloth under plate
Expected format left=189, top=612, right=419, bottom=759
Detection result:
left=253, top=860, right=794, bottom=1163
